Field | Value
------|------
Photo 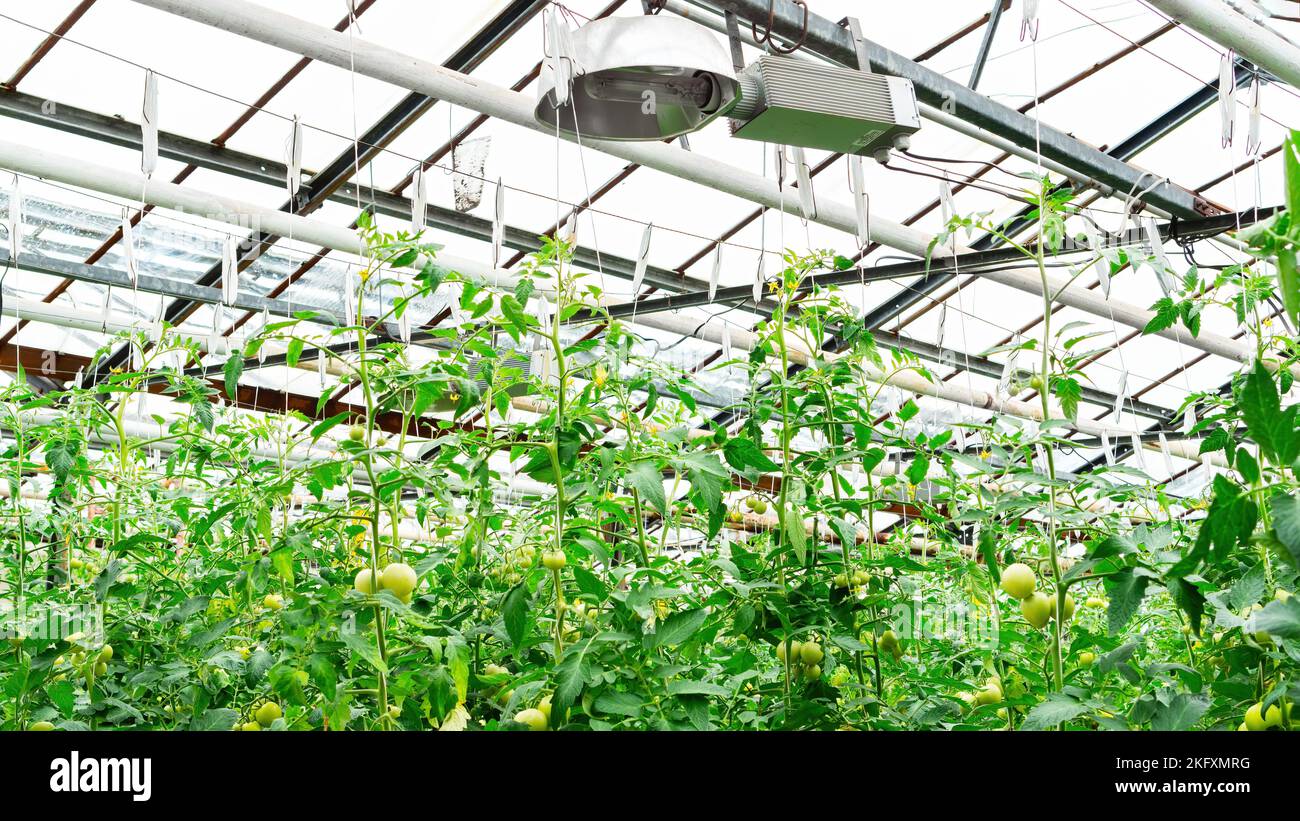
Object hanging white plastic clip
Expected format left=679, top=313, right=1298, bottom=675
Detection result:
left=1219, top=50, right=1236, bottom=148
left=998, top=348, right=1017, bottom=396
left=257, top=307, right=269, bottom=364
left=149, top=302, right=164, bottom=343
left=1130, top=432, right=1147, bottom=472
left=286, top=115, right=304, bottom=201
left=708, top=244, right=722, bottom=303
left=1084, top=221, right=1111, bottom=298
left=721, top=321, right=732, bottom=362
left=631, top=222, right=652, bottom=293
left=221, top=236, right=238, bottom=306
left=849, top=155, right=870, bottom=250
left=121, top=211, right=139, bottom=288
left=935, top=301, right=948, bottom=350
left=1142, top=216, right=1178, bottom=296
left=1157, top=431, right=1175, bottom=475
left=317, top=342, right=328, bottom=388
left=343, top=268, right=356, bottom=327
left=1182, top=405, right=1196, bottom=435
left=939, top=179, right=955, bottom=226
left=1100, top=430, right=1115, bottom=466
left=1246, top=73, right=1261, bottom=157
left=535, top=294, right=551, bottom=331
left=492, top=177, right=505, bottom=269
left=73, top=366, right=84, bottom=389
left=141, top=70, right=159, bottom=177
left=410, top=165, right=426, bottom=235
left=792, top=147, right=815, bottom=221
left=1111, top=368, right=1128, bottom=424
left=545, top=8, right=577, bottom=107
left=1034, top=443, right=1048, bottom=474
left=1020, top=0, right=1040, bottom=41
left=398, top=302, right=412, bottom=344
left=100, top=288, right=113, bottom=333
left=208, top=308, right=223, bottom=357
left=5, top=177, right=20, bottom=261
left=753, top=255, right=765, bottom=304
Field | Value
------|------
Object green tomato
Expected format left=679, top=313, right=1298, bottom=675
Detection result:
left=354, top=568, right=379, bottom=595
left=999, top=563, right=1037, bottom=599
left=541, top=550, right=567, bottom=571
left=380, top=562, right=418, bottom=602
left=255, top=701, right=283, bottom=727
left=29, top=721, right=55, bottom=731
left=1021, top=593, right=1052, bottom=629
left=799, top=642, right=824, bottom=666
left=1243, top=702, right=1281, bottom=731
left=1078, top=651, right=1096, bottom=667
left=514, top=708, right=548, bottom=731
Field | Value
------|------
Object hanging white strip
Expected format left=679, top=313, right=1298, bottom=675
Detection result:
left=398, top=302, right=411, bottom=344
left=1219, top=51, right=1236, bottom=148
left=1021, top=0, right=1040, bottom=41
left=849, top=156, right=870, bottom=248
left=1157, top=431, right=1175, bottom=476
left=100, top=288, right=112, bottom=332
left=753, top=255, right=764, bottom=304
left=343, top=269, right=356, bottom=327
left=1130, top=433, right=1147, bottom=471
left=149, top=302, right=164, bottom=343
left=631, top=222, right=652, bottom=293
left=535, top=295, right=551, bottom=330
left=1111, top=368, right=1128, bottom=423
left=287, top=116, right=303, bottom=199
left=998, top=352, right=1016, bottom=396
left=939, top=180, right=954, bottom=226
left=317, top=343, right=327, bottom=388
left=1142, top=217, right=1177, bottom=296
left=221, top=236, right=238, bottom=306
left=121, top=212, right=138, bottom=288
left=954, top=425, right=966, bottom=451
left=545, top=9, right=574, bottom=107
left=708, top=244, right=722, bottom=303
left=141, top=70, right=159, bottom=177
left=935, top=301, right=947, bottom=349
left=257, top=307, right=269, bottom=364
left=1182, top=405, right=1196, bottom=435
left=721, top=322, right=732, bottom=362
left=209, top=308, right=223, bottom=357
left=410, top=166, right=426, bottom=235
left=1034, top=443, right=1047, bottom=474
left=1100, top=430, right=1115, bottom=466
left=1247, top=74, right=1261, bottom=156
left=793, top=147, right=815, bottom=221
left=73, top=367, right=83, bottom=388
left=492, top=177, right=505, bottom=269
left=5, top=178, right=19, bottom=260
left=1083, top=221, right=1111, bottom=299
left=131, top=340, right=143, bottom=371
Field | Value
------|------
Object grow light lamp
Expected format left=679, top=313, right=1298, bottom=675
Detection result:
left=534, top=15, right=741, bottom=141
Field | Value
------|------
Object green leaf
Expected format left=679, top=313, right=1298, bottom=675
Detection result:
left=1166, top=578, right=1205, bottom=636
left=626, top=460, right=666, bottom=516
left=651, top=608, right=707, bottom=648
left=223, top=351, right=244, bottom=400
left=502, top=582, right=530, bottom=649
left=784, top=508, right=807, bottom=564
left=1021, top=694, right=1089, bottom=730
left=1254, top=597, right=1300, bottom=639
left=189, top=708, right=239, bottom=732
left=1276, top=248, right=1300, bottom=327
left=978, top=529, right=1000, bottom=584
left=1104, top=569, right=1150, bottom=635
left=341, top=627, right=388, bottom=675
left=722, top=436, right=779, bottom=473
left=1270, top=492, right=1300, bottom=570
left=593, top=690, right=643, bottom=717
left=1240, top=360, right=1280, bottom=460
left=1150, top=693, right=1210, bottom=731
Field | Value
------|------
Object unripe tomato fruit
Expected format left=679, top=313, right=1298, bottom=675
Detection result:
left=1243, top=702, right=1281, bottom=731
left=542, top=550, right=567, bottom=571
left=29, top=721, right=55, bottom=731
left=354, top=568, right=378, bottom=595
left=803, top=664, right=821, bottom=681
left=255, top=701, right=282, bottom=727
left=538, top=695, right=553, bottom=723
left=98, top=645, right=113, bottom=663
left=752, top=499, right=768, bottom=515
left=777, top=640, right=802, bottom=663
left=999, top=563, right=1037, bottom=599
left=380, top=562, right=418, bottom=602
left=514, top=708, right=548, bottom=731
left=263, top=594, right=284, bottom=611
left=94, top=661, right=108, bottom=677
left=800, top=642, right=824, bottom=666
left=240, top=721, right=261, bottom=732
left=1021, top=592, right=1052, bottom=629
left=973, top=686, right=1002, bottom=706
left=348, top=425, right=366, bottom=442
left=1078, top=651, right=1096, bottom=667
